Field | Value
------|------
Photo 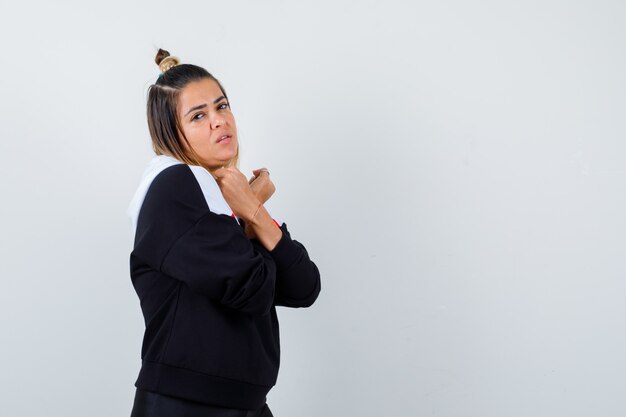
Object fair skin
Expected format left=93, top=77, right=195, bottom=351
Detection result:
left=176, top=77, right=282, bottom=251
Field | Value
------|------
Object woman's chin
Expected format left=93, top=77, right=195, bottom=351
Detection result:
left=206, top=155, right=236, bottom=169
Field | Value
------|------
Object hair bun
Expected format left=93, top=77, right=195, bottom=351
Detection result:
left=154, top=48, right=180, bottom=74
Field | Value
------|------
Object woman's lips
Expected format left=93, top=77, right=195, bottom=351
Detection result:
left=217, top=135, right=232, bottom=144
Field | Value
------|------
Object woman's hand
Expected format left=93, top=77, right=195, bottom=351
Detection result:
left=212, top=166, right=261, bottom=221
left=248, top=168, right=275, bottom=204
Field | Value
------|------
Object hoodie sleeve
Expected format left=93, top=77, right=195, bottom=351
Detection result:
left=250, top=222, right=321, bottom=308
left=160, top=211, right=277, bottom=316
left=130, top=164, right=277, bottom=316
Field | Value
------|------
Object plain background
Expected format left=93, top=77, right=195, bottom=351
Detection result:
left=1, top=1, right=625, bottom=416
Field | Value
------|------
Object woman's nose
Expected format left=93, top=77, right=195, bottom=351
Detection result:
left=211, top=117, right=226, bottom=129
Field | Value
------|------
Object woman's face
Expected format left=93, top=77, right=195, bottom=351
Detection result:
left=177, top=77, right=238, bottom=170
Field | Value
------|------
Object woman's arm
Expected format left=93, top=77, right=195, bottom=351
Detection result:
left=212, top=166, right=282, bottom=252
left=158, top=210, right=278, bottom=316
left=244, top=169, right=276, bottom=240
left=132, top=165, right=278, bottom=316
left=250, top=222, right=321, bottom=308
left=244, top=203, right=283, bottom=251
left=239, top=167, right=321, bottom=306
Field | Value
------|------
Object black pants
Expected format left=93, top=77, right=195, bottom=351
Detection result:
left=130, top=388, right=274, bottom=417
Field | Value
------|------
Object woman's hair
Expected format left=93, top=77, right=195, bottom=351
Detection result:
left=146, top=48, right=240, bottom=169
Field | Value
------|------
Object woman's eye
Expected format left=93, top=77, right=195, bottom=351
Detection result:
left=191, top=104, right=228, bottom=121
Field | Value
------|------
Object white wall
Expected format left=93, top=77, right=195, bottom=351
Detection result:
left=1, top=1, right=625, bottom=416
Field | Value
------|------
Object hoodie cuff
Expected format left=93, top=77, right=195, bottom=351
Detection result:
left=268, top=224, right=302, bottom=270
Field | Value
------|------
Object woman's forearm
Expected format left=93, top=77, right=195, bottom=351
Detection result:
left=245, top=204, right=283, bottom=251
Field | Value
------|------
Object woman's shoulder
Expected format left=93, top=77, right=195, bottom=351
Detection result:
left=147, top=164, right=208, bottom=210
left=147, top=163, right=236, bottom=222
left=150, top=163, right=197, bottom=194
left=139, top=164, right=208, bottom=223
left=129, top=162, right=208, bottom=247
left=127, top=157, right=197, bottom=234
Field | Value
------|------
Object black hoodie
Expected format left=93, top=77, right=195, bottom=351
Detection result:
left=128, top=156, right=321, bottom=409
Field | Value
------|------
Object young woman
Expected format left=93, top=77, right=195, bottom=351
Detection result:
left=126, top=49, right=321, bottom=417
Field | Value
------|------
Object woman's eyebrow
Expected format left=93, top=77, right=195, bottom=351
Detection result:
left=184, top=96, right=226, bottom=117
